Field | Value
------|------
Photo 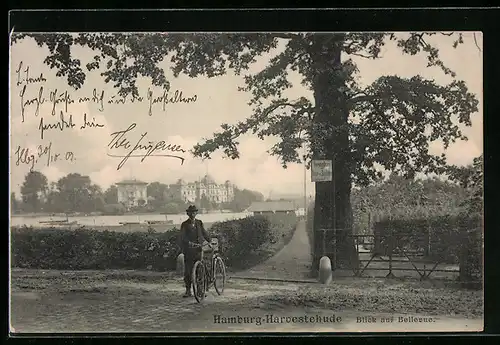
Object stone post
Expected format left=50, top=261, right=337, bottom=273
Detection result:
left=176, top=253, right=185, bottom=276
left=319, top=256, right=332, bottom=284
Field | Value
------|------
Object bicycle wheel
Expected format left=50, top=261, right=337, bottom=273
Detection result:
left=192, top=261, right=206, bottom=303
left=213, top=255, right=226, bottom=295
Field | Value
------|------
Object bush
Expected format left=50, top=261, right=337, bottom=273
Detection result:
left=101, top=203, right=126, bottom=215
left=373, top=218, right=429, bottom=256
left=306, top=202, right=315, bottom=261
left=211, top=214, right=297, bottom=269
left=11, top=213, right=298, bottom=273
left=373, top=215, right=483, bottom=283
left=11, top=226, right=182, bottom=271
left=457, top=217, right=483, bottom=285
left=211, top=215, right=273, bottom=268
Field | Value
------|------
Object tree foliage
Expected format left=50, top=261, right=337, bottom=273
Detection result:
left=13, top=32, right=481, bottom=267
left=350, top=173, right=469, bottom=234
left=446, top=154, right=483, bottom=214
left=103, top=185, right=118, bottom=205
left=13, top=170, right=262, bottom=214
left=55, top=173, right=104, bottom=213
left=13, top=32, right=479, bottom=186
left=44, top=182, right=64, bottom=213
left=227, top=187, right=265, bottom=212
left=20, top=171, right=48, bottom=212
left=146, top=182, right=170, bottom=210
left=11, top=192, right=20, bottom=213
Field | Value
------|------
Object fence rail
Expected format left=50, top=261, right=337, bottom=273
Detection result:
left=315, top=228, right=482, bottom=283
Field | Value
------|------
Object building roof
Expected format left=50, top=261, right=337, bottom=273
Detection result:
left=268, top=196, right=309, bottom=209
left=269, top=193, right=302, bottom=200
left=115, top=179, right=148, bottom=185
left=247, top=201, right=296, bottom=212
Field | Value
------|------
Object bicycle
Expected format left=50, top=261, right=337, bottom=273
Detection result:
left=191, top=237, right=226, bottom=303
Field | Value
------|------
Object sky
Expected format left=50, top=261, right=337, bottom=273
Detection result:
left=9, top=32, right=483, bottom=198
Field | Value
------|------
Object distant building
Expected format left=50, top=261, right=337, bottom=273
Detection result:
left=169, top=174, right=235, bottom=204
left=247, top=201, right=296, bottom=216
left=296, top=207, right=306, bottom=217
left=267, top=193, right=310, bottom=209
left=116, top=179, right=148, bottom=208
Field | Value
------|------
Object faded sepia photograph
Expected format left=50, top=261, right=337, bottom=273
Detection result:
left=9, top=31, right=483, bottom=333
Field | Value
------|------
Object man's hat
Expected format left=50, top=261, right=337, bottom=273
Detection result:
left=186, top=205, right=198, bottom=213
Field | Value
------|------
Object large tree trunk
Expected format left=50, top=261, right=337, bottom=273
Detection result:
left=310, top=35, right=359, bottom=274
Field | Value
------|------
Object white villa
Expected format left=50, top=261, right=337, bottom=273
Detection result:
left=116, top=179, right=148, bottom=208
left=169, top=175, right=235, bottom=204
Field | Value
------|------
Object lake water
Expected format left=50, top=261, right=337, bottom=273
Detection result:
left=10, top=212, right=252, bottom=228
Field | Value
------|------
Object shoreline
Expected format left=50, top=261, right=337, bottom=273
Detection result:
left=11, top=210, right=243, bottom=218
left=10, top=222, right=215, bottom=232
left=10, top=213, right=171, bottom=218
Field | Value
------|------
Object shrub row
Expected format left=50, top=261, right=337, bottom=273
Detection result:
left=374, top=215, right=483, bottom=282
left=306, top=202, right=315, bottom=262
left=210, top=213, right=298, bottom=269
left=305, top=204, right=482, bottom=282
left=11, top=227, right=182, bottom=271
left=373, top=215, right=481, bottom=261
left=11, top=214, right=298, bottom=272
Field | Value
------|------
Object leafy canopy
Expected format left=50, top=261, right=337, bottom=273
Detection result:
left=445, top=154, right=483, bottom=214
left=20, top=170, right=48, bottom=212
left=13, top=32, right=480, bottom=186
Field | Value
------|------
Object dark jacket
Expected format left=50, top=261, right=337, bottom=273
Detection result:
left=179, top=218, right=210, bottom=256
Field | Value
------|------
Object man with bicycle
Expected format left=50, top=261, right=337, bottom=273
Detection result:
left=179, top=205, right=211, bottom=298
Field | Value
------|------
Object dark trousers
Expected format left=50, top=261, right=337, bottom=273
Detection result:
left=183, top=251, right=201, bottom=290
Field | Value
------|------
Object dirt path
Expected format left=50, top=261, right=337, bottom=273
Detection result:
left=9, top=273, right=302, bottom=333
left=229, top=218, right=460, bottom=282
left=232, top=220, right=313, bottom=280
left=10, top=269, right=483, bottom=333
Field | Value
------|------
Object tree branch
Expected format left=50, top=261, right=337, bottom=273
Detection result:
left=343, top=40, right=375, bottom=59
left=369, top=101, right=407, bottom=149
left=192, top=97, right=313, bottom=160
left=347, top=92, right=391, bottom=106
left=346, top=52, right=374, bottom=59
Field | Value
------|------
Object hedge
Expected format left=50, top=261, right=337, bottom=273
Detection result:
left=306, top=202, right=315, bottom=263
left=305, top=204, right=482, bottom=282
left=11, top=226, right=182, bottom=271
left=210, top=213, right=298, bottom=269
left=11, top=214, right=298, bottom=272
left=373, top=215, right=483, bottom=282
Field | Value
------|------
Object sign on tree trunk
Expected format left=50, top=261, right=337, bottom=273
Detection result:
left=311, top=160, right=333, bottom=182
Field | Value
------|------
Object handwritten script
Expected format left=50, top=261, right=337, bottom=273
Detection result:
left=107, top=123, right=186, bottom=170
left=38, top=112, right=105, bottom=140
left=13, top=59, right=196, bottom=172
left=15, top=142, right=75, bottom=172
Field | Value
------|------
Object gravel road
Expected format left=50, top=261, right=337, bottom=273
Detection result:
left=10, top=269, right=483, bottom=333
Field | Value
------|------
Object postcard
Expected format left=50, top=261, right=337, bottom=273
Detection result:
left=9, top=31, right=483, bottom=333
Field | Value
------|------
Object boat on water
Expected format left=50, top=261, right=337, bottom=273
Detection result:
left=148, top=213, right=174, bottom=225
left=38, top=213, right=80, bottom=227
left=144, top=220, right=174, bottom=225
left=38, top=220, right=79, bottom=226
